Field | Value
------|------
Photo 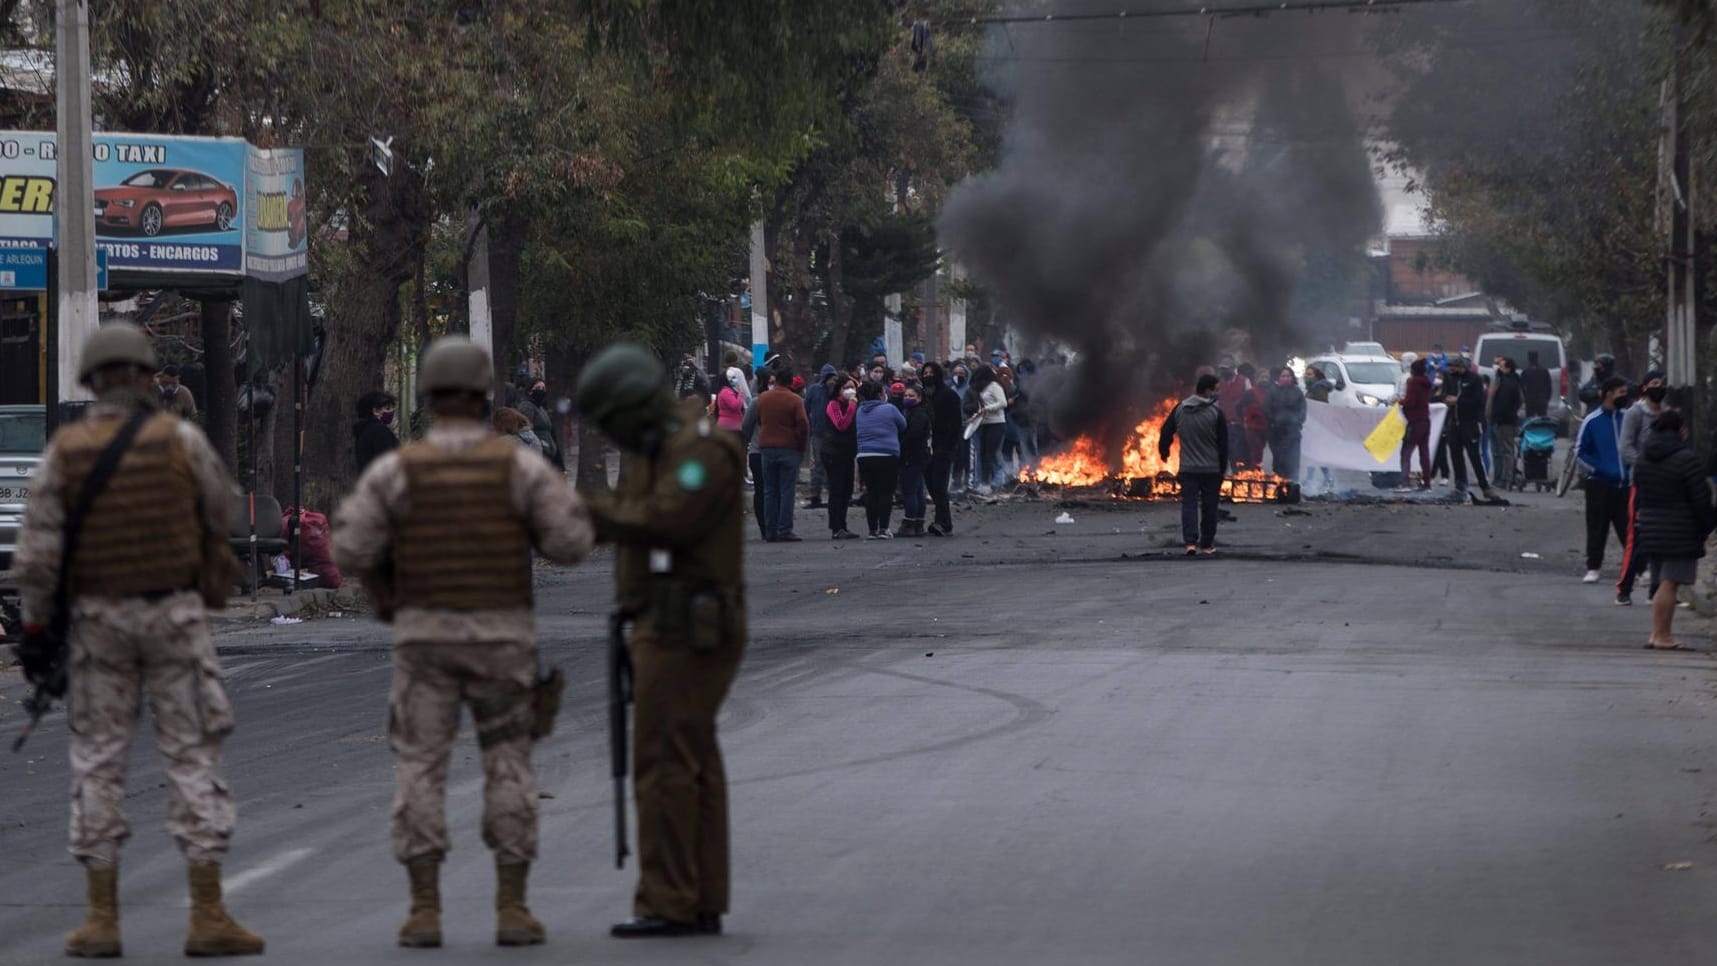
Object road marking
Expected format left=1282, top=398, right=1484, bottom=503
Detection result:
left=224, top=847, right=315, bottom=894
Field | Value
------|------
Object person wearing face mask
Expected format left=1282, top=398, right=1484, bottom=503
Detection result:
left=1264, top=367, right=1305, bottom=481
left=1577, top=376, right=1633, bottom=587
left=1160, top=373, right=1229, bottom=555
left=674, top=354, right=711, bottom=401
left=897, top=386, right=932, bottom=537
left=821, top=380, right=861, bottom=540
left=1441, top=358, right=1500, bottom=502
left=948, top=363, right=973, bottom=494
left=1631, top=408, right=1714, bottom=649
left=355, top=390, right=401, bottom=474
left=1395, top=359, right=1433, bottom=490
left=1615, top=370, right=1669, bottom=603
left=1487, top=357, right=1524, bottom=491
left=921, top=362, right=963, bottom=536
left=514, top=381, right=563, bottom=470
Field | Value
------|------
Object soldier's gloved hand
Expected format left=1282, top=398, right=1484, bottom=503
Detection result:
left=14, top=626, right=68, bottom=698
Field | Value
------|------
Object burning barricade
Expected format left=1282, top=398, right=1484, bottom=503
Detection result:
left=1022, top=398, right=1299, bottom=504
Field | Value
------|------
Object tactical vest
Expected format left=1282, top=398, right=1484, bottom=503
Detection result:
left=395, top=437, right=533, bottom=611
left=56, top=412, right=202, bottom=599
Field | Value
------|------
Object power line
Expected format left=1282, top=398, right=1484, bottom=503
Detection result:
left=938, top=0, right=1468, bottom=27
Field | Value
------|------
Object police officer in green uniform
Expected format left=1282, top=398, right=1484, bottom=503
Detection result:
left=575, top=343, right=746, bottom=939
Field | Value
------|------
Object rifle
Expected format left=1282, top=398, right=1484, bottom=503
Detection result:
left=12, top=410, right=149, bottom=752
left=13, top=662, right=63, bottom=752
left=608, top=611, right=634, bottom=869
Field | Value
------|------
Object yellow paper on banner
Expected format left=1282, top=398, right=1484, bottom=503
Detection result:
left=1363, top=407, right=1407, bottom=464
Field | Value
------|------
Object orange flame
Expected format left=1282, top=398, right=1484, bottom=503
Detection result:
left=1024, top=396, right=1290, bottom=503
left=1026, top=398, right=1181, bottom=486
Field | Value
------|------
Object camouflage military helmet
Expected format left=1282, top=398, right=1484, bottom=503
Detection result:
left=77, top=322, right=158, bottom=382
left=419, top=336, right=493, bottom=393
left=575, top=343, right=666, bottom=423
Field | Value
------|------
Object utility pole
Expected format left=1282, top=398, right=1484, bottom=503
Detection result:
left=948, top=262, right=967, bottom=360
left=748, top=220, right=768, bottom=370
left=1663, top=37, right=1699, bottom=401
left=53, top=0, right=97, bottom=422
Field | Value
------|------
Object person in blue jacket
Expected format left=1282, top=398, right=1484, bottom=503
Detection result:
left=854, top=381, right=907, bottom=538
left=1576, top=376, right=1632, bottom=590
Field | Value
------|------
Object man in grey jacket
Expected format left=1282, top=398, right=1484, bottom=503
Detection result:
left=1160, top=373, right=1230, bottom=556
left=1616, top=369, right=1666, bottom=604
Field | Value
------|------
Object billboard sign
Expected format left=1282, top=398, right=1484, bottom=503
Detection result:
left=243, top=146, right=308, bottom=281
left=0, top=132, right=304, bottom=279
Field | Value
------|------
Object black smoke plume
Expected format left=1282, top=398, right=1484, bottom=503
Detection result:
left=940, top=0, right=1384, bottom=450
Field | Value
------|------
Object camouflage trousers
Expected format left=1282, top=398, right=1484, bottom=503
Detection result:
left=389, top=641, right=538, bottom=864
left=67, top=593, right=237, bottom=867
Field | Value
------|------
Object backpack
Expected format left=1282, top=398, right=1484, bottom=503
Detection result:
left=281, top=506, right=343, bottom=589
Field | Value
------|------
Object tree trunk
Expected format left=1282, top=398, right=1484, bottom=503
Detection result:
left=199, top=298, right=237, bottom=472
left=487, top=207, right=530, bottom=394
left=826, top=228, right=852, bottom=368
left=303, top=163, right=429, bottom=507
left=1606, top=314, right=1635, bottom=380
left=549, top=341, right=608, bottom=490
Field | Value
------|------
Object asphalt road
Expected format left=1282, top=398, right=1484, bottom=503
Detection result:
left=2, top=487, right=1715, bottom=965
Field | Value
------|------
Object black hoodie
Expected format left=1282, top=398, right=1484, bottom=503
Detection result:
left=923, top=372, right=964, bottom=456
left=353, top=417, right=399, bottom=474
left=1633, top=429, right=1716, bottom=560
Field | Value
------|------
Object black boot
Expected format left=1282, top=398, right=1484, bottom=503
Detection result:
left=611, top=916, right=700, bottom=939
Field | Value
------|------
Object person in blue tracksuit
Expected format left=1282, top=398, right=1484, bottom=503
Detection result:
left=1576, top=376, right=1632, bottom=592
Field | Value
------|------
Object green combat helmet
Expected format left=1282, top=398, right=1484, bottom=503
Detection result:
left=77, top=322, right=158, bottom=383
left=419, top=336, right=493, bottom=393
left=575, top=343, right=670, bottom=450
left=575, top=343, right=667, bottom=424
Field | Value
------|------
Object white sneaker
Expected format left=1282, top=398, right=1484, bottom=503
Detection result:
left=1582, top=570, right=1600, bottom=584
left=876, top=529, right=894, bottom=540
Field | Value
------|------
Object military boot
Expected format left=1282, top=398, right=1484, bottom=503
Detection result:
left=65, top=864, right=122, bottom=958
left=184, top=862, right=265, bottom=957
left=398, top=857, right=442, bottom=948
left=494, top=861, right=545, bottom=946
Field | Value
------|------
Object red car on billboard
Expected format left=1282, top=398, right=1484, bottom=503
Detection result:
left=94, top=168, right=238, bottom=237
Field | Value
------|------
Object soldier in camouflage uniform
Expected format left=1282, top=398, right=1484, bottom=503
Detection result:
left=12, top=323, right=263, bottom=958
left=574, top=343, right=747, bottom=939
left=332, top=336, right=593, bottom=949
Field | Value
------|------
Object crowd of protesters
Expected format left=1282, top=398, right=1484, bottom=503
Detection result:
left=701, top=346, right=1045, bottom=540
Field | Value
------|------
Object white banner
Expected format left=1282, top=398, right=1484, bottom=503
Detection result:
left=1301, top=400, right=1448, bottom=473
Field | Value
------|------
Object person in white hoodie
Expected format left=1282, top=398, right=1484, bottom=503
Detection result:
left=970, top=365, right=1009, bottom=494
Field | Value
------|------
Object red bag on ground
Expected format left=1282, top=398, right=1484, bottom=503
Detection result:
left=281, top=506, right=343, bottom=589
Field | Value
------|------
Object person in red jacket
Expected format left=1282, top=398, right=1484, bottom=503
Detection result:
left=1397, top=358, right=1434, bottom=490
left=1236, top=363, right=1270, bottom=471
left=1215, top=361, right=1252, bottom=470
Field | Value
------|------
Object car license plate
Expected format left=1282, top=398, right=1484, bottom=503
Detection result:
left=0, top=486, right=28, bottom=501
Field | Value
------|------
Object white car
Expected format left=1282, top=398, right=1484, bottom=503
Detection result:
left=1306, top=355, right=1401, bottom=408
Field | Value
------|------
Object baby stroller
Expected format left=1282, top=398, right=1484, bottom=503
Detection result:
left=1518, top=416, right=1558, bottom=492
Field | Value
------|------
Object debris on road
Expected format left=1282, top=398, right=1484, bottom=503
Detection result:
left=269, top=616, right=304, bottom=626
left=824, top=587, right=839, bottom=596
left=1055, top=511, right=1075, bottom=524
left=1663, top=862, right=1696, bottom=872
left=1520, top=553, right=1542, bottom=559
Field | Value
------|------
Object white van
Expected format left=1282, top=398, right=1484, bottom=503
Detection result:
left=1472, top=330, right=1572, bottom=433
